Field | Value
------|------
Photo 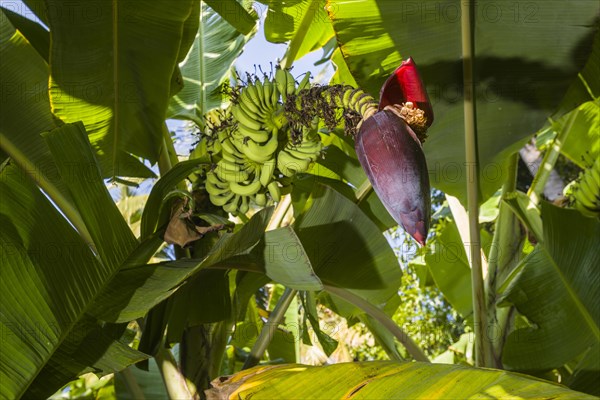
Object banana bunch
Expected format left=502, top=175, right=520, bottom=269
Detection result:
left=204, top=127, right=283, bottom=215
left=202, top=68, right=322, bottom=215
left=277, top=127, right=323, bottom=177
left=564, top=157, right=600, bottom=218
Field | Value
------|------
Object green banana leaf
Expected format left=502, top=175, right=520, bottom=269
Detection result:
left=556, top=28, right=599, bottom=117
left=566, top=342, right=600, bottom=396
left=0, top=12, right=68, bottom=198
left=499, top=202, right=599, bottom=371
left=264, top=0, right=335, bottom=65
left=43, top=123, right=139, bottom=267
left=327, top=0, right=599, bottom=203
left=266, top=285, right=302, bottom=363
left=293, top=182, right=401, bottom=306
left=503, top=190, right=543, bottom=241
left=167, top=1, right=254, bottom=124
left=205, top=0, right=257, bottom=35
left=0, top=123, right=273, bottom=397
left=424, top=219, right=473, bottom=320
left=140, top=159, right=206, bottom=239
left=0, top=158, right=145, bottom=399
left=206, top=361, right=593, bottom=399
left=178, top=182, right=400, bottom=298
left=556, top=100, right=600, bottom=169
left=46, top=0, right=195, bottom=178
left=0, top=5, right=48, bottom=60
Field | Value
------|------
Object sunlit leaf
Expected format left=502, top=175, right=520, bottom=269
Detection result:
left=207, top=361, right=592, bottom=399
left=46, top=0, right=195, bottom=177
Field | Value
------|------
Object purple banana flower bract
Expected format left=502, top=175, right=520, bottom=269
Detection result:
left=355, top=58, right=432, bottom=245
left=356, top=110, right=431, bottom=245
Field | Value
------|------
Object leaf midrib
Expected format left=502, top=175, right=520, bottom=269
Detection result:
left=198, top=1, right=207, bottom=117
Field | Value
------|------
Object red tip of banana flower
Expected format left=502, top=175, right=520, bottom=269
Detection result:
left=378, top=57, right=434, bottom=131
left=355, top=110, right=431, bottom=246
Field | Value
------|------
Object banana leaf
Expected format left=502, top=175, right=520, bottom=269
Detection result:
left=206, top=361, right=593, bottom=399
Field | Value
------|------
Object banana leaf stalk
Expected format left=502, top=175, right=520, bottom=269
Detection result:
left=355, top=58, right=432, bottom=245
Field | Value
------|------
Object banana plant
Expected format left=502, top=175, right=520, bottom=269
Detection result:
left=1, top=0, right=599, bottom=398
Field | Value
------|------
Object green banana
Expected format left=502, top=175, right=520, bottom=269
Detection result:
left=260, top=159, right=276, bottom=186
left=205, top=136, right=222, bottom=156
left=262, top=78, right=274, bottom=110
left=254, top=79, right=267, bottom=111
left=271, top=77, right=280, bottom=106
left=220, top=149, right=246, bottom=164
left=239, top=97, right=266, bottom=123
left=230, top=175, right=262, bottom=196
left=342, top=87, right=353, bottom=108
left=277, top=148, right=310, bottom=177
left=254, top=192, right=267, bottom=207
left=211, top=191, right=236, bottom=207
left=206, top=173, right=235, bottom=206
left=296, top=72, right=311, bottom=94
left=239, top=87, right=265, bottom=118
left=220, top=136, right=244, bottom=158
left=348, top=89, right=366, bottom=112
left=223, top=195, right=240, bottom=214
left=245, top=83, right=262, bottom=108
left=267, top=181, right=281, bottom=202
left=232, top=104, right=263, bottom=131
left=236, top=123, right=270, bottom=143
left=275, top=68, right=288, bottom=99
left=206, top=171, right=229, bottom=189
left=577, top=174, right=598, bottom=209
left=285, top=70, right=296, bottom=97
left=359, top=95, right=376, bottom=116
left=215, top=159, right=250, bottom=183
left=290, top=137, right=322, bottom=157
left=566, top=158, right=600, bottom=218
left=241, top=128, right=279, bottom=163
left=239, top=195, right=250, bottom=214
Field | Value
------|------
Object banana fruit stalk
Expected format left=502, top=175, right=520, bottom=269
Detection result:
left=565, top=157, right=600, bottom=218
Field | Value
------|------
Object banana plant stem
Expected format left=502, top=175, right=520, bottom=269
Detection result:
left=243, top=287, right=298, bottom=369
left=156, top=345, right=197, bottom=400
left=485, top=153, right=519, bottom=368
left=267, top=194, right=293, bottom=230
left=461, top=0, right=492, bottom=368
left=324, top=285, right=429, bottom=362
